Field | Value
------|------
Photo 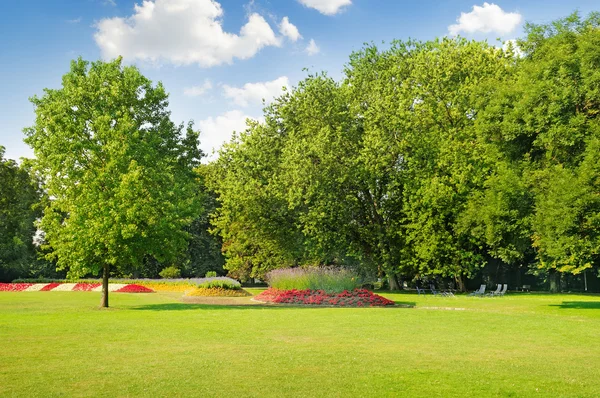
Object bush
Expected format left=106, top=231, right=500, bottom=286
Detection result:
left=197, top=279, right=241, bottom=290
left=205, top=271, right=217, bottom=278
left=159, top=266, right=181, bottom=279
left=266, top=267, right=360, bottom=293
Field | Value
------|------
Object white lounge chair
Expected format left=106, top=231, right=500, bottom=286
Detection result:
left=488, top=284, right=502, bottom=296
left=495, top=284, right=508, bottom=296
left=469, top=284, right=486, bottom=296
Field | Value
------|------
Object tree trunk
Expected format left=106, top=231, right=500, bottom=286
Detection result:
left=100, top=264, right=109, bottom=308
left=455, top=275, right=466, bottom=292
left=387, top=272, right=401, bottom=291
left=549, top=270, right=559, bottom=293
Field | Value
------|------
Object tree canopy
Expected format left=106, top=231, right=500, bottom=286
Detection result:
left=0, top=147, right=42, bottom=282
left=24, top=58, right=204, bottom=306
left=208, top=12, right=600, bottom=291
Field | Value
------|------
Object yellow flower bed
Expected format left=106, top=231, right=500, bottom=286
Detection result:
left=185, top=287, right=251, bottom=297
left=139, top=283, right=194, bottom=292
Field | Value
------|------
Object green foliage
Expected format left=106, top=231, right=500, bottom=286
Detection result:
left=0, top=147, right=46, bottom=282
left=159, top=266, right=181, bottom=279
left=207, top=11, right=600, bottom=290
left=266, top=267, right=360, bottom=293
left=205, top=271, right=217, bottom=278
left=477, top=12, right=600, bottom=277
left=23, top=58, right=203, bottom=298
left=209, top=37, right=512, bottom=289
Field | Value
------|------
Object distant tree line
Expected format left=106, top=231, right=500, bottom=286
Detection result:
left=1, top=12, right=599, bottom=294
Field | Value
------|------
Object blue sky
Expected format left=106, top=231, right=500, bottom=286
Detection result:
left=1, top=0, right=598, bottom=161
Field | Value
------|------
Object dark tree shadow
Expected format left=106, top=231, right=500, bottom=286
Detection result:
left=550, top=301, right=600, bottom=310
left=128, top=302, right=416, bottom=311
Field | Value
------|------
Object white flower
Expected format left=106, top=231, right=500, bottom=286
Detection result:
left=52, top=283, right=78, bottom=291
left=24, top=283, right=49, bottom=292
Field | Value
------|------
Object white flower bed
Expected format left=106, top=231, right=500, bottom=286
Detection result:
left=108, top=284, right=127, bottom=292
left=24, top=283, right=49, bottom=292
left=92, top=284, right=127, bottom=292
left=52, top=283, right=78, bottom=291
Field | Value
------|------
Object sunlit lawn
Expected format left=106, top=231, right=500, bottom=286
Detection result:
left=1, top=290, right=600, bottom=397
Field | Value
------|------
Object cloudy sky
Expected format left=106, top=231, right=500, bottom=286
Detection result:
left=1, top=0, right=598, bottom=161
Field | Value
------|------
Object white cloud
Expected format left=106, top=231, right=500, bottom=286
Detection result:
left=94, top=0, right=283, bottom=67
left=305, top=39, right=320, bottom=56
left=184, top=79, right=213, bottom=97
left=222, top=76, right=289, bottom=107
left=279, top=17, right=301, bottom=42
left=198, top=110, right=260, bottom=160
left=448, top=3, right=522, bottom=36
left=66, top=17, right=82, bottom=24
left=298, top=0, right=351, bottom=15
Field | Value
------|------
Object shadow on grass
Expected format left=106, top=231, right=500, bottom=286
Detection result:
left=128, top=302, right=416, bottom=311
left=550, top=301, right=600, bottom=310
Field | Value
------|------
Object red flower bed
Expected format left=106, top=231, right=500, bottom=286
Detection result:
left=255, top=288, right=395, bottom=307
left=73, top=283, right=101, bottom=291
left=0, top=283, right=34, bottom=292
left=115, top=284, right=154, bottom=293
left=40, top=283, right=61, bottom=291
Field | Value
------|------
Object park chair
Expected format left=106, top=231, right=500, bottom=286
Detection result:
left=495, top=284, right=508, bottom=296
left=469, top=284, right=486, bottom=296
left=416, top=286, right=426, bottom=295
left=430, top=284, right=439, bottom=296
left=488, top=284, right=502, bottom=296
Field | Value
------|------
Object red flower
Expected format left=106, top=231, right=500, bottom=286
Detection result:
left=40, top=283, right=61, bottom=291
left=0, top=283, right=34, bottom=292
left=255, top=288, right=394, bottom=307
left=73, top=283, right=102, bottom=291
left=115, top=284, right=154, bottom=293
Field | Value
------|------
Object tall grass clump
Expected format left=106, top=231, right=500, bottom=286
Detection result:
left=197, top=279, right=241, bottom=290
left=266, top=267, right=360, bottom=293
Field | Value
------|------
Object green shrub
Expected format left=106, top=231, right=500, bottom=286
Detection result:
left=205, top=271, right=217, bottom=278
left=197, top=279, right=241, bottom=290
left=266, top=267, right=360, bottom=293
left=159, top=266, right=181, bottom=279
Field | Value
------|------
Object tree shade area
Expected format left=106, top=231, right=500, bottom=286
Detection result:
left=1, top=12, right=600, bottom=294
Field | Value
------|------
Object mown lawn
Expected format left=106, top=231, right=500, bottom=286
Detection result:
left=1, top=290, right=600, bottom=397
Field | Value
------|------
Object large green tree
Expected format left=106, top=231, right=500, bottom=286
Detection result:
left=477, top=12, right=600, bottom=290
left=344, top=38, right=513, bottom=289
left=24, top=58, right=203, bottom=307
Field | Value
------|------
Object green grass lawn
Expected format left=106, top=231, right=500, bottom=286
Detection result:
left=1, top=291, right=600, bottom=397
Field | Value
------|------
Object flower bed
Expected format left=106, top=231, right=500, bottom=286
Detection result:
left=185, top=287, right=251, bottom=297
left=0, top=283, right=153, bottom=293
left=40, top=283, right=61, bottom=291
left=10, top=277, right=242, bottom=293
left=255, top=288, right=395, bottom=307
left=73, top=283, right=101, bottom=291
left=0, top=283, right=34, bottom=292
left=114, top=284, right=153, bottom=293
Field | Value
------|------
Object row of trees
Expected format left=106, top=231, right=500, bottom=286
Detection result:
left=208, top=13, right=600, bottom=291
left=2, top=12, right=598, bottom=302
